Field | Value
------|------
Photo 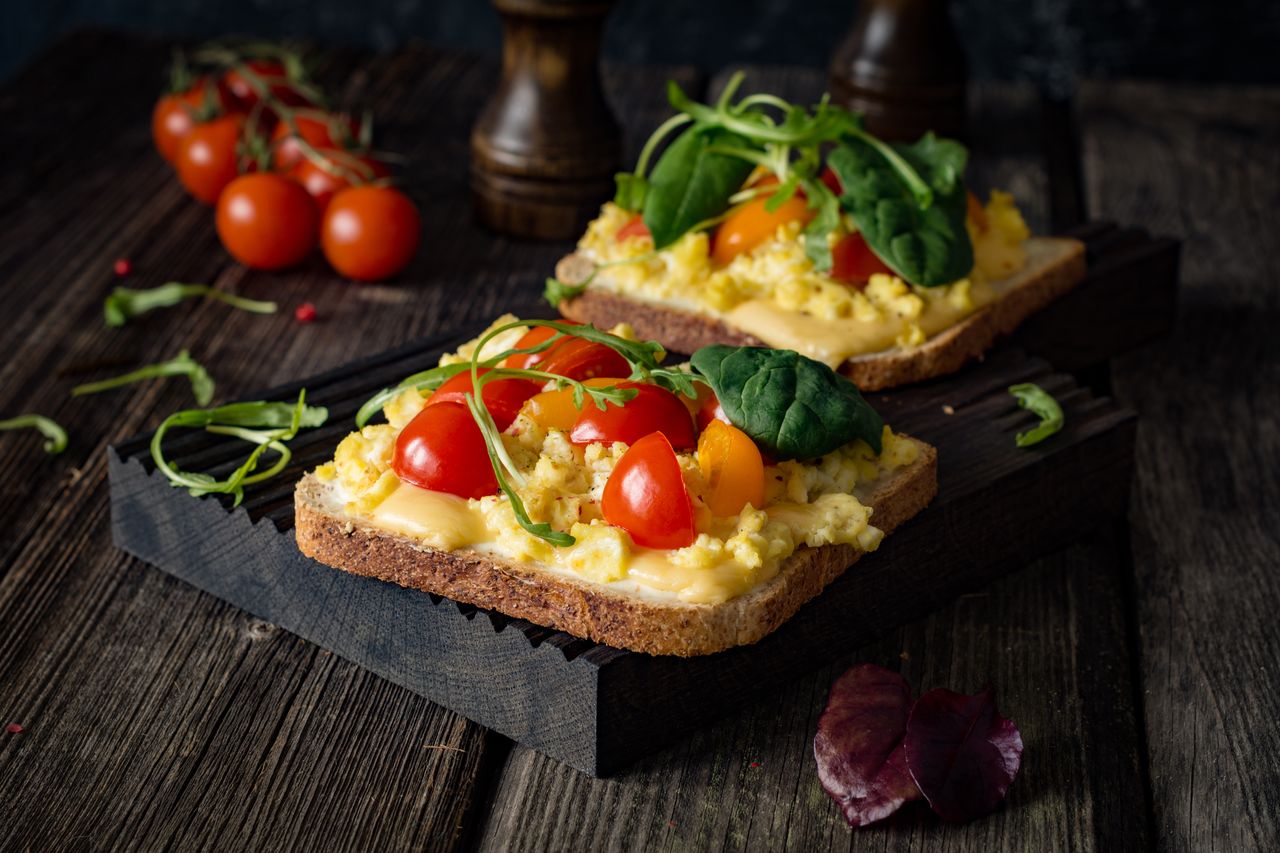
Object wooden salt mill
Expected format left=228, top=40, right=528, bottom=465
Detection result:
left=828, top=0, right=968, bottom=141
left=471, top=0, right=621, bottom=240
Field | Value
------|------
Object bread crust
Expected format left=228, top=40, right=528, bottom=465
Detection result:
left=558, top=237, right=1086, bottom=391
left=294, top=440, right=937, bottom=657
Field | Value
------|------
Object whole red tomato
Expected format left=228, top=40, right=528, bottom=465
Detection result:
left=830, top=232, right=893, bottom=287
left=271, top=112, right=358, bottom=171
left=175, top=114, right=245, bottom=204
left=151, top=76, right=232, bottom=164
left=569, top=382, right=696, bottom=450
left=321, top=186, right=421, bottom=281
left=223, top=59, right=312, bottom=112
left=601, top=431, right=696, bottom=549
left=427, top=369, right=541, bottom=431
left=291, top=150, right=388, bottom=214
left=215, top=173, right=318, bottom=270
left=393, top=401, right=498, bottom=500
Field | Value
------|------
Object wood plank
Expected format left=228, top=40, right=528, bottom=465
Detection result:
left=468, top=66, right=1152, bottom=849
left=0, top=30, right=696, bottom=848
left=1078, top=80, right=1280, bottom=852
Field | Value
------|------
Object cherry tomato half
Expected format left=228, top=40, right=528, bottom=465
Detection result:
left=602, top=432, right=696, bottom=549
left=215, top=173, right=318, bottom=270
left=698, top=420, right=765, bottom=518
left=393, top=401, right=497, bottom=500
left=521, top=377, right=628, bottom=432
left=321, top=186, right=421, bottom=282
left=271, top=112, right=358, bottom=171
left=569, top=382, right=696, bottom=450
left=151, top=76, right=232, bottom=164
left=175, top=114, right=245, bottom=205
left=536, top=338, right=631, bottom=382
left=427, top=368, right=541, bottom=431
left=820, top=165, right=843, bottom=196
left=291, top=149, right=388, bottom=214
left=831, top=231, right=894, bottom=287
left=712, top=190, right=814, bottom=266
left=694, top=386, right=730, bottom=431
left=616, top=215, right=651, bottom=243
left=503, top=322, right=581, bottom=370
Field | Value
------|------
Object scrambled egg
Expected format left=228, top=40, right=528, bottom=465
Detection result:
left=576, top=192, right=1031, bottom=358
left=315, top=322, right=920, bottom=605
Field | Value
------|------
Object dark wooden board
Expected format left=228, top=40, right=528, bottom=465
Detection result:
left=110, top=299, right=1136, bottom=774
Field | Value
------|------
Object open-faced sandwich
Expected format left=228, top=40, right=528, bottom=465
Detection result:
left=549, top=74, right=1086, bottom=391
left=295, top=316, right=937, bottom=656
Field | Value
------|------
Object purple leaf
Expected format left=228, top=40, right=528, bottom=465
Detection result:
left=904, top=687, right=1024, bottom=823
left=814, top=663, right=923, bottom=826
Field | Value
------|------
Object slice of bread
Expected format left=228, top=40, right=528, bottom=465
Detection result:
left=294, top=439, right=937, bottom=657
left=557, top=237, right=1086, bottom=392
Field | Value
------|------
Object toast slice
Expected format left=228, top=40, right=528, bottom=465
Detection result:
left=294, top=438, right=937, bottom=657
left=558, top=236, right=1086, bottom=392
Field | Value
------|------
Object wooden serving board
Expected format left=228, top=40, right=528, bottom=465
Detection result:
left=108, top=224, right=1171, bottom=776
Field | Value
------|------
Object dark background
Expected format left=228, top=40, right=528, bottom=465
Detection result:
left=4, top=0, right=1279, bottom=91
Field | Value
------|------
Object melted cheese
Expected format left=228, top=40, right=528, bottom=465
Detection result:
left=371, top=483, right=491, bottom=551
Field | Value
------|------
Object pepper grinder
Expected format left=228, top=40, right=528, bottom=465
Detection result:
left=828, top=0, right=968, bottom=141
left=471, top=0, right=621, bottom=240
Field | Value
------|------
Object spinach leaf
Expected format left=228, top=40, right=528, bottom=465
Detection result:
left=828, top=132, right=973, bottom=287
left=642, top=124, right=755, bottom=250
left=690, top=345, right=883, bottom=459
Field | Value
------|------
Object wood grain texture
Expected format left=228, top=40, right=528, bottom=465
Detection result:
left=1080, top=81, right=1280, bottom=852
left=468, top=66, right=1153, bottom=850
left=0, top=30, right=694, bottom=849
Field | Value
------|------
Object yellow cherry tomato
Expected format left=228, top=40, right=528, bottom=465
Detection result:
left=712, top=192, right=814, bottom=266
left=697, top=419, right=765, bottom=518
left=521, top=377, right=627, bottom=432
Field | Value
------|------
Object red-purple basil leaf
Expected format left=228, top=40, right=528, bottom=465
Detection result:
left=904, top=687, right=1023, bottom=823
left=814, top=663, right=923, bottom=826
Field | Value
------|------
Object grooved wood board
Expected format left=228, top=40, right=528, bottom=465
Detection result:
left=110, top=279, right=1139, bottom=774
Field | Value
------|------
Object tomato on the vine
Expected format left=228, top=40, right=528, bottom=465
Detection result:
left=151, top=76, right=232, bottom=164
left=271, top=112, right=358, bottom=171
left=291, top=150, right=388, bottom=213
left=569, top=382, right=696, bottom=450
left=712, top=189, right=814, bottom=266
left=223, top=59, right=311, bottom=112
left=830, top=231, right=894, bottom=287
left=602, top=432, right=696, bottom=549
left=215, top=173, right=318, bottom=270
left=697, top=420, right=765, bottom=517
left=427, top=369, right=541, bottom=431
left=393, top=401, right=498, bottom=500
left=175, top=114, right=245, bottom=204
left=320, top=186, right=421, bottom=281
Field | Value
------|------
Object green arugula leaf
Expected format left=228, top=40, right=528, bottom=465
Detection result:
left=642, top=124, right=755, bottom=249
left=71, top=350, right=215, bottom=405
left=800, top=176, right=841, bottom=273
left=104, top=283, right=277, bottom=327
left=828, top=132, right=974, bottom=286
left=0, top=414, right=67, bottom=454
left=690, top=345, right=883, bottom=459
left=543, top=276, right=588, bottom=307
left=1008, top=383, right=1064, bottom=447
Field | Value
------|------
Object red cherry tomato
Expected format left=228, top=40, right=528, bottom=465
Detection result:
left=569, top=382, right=696, bottom=450
left=536, top=338, right=631, bottom=382
left=820, top=165, right=843, bottom=196
left=616, top=215, right=651, bottom=243
left=602, top=432, right=696, bottom=549
left=831, top=231, right=894, bottom=287
left=695, top=387, right=730, bottom=431
left=502, top=321, right=584, bottom=370
left=321, top=186, right=421, bottom=281
left=291, top=150, right=388, bottom=214
left=393, top=401, right=498, bottom=500
left=175, top=114, right=245, bottom=205
left=151, top=76, right=232, bottom=164
left=966, top=190, right=989, bottom=232
left=223, top=59, right=312, bottom=112
left=271, top=113, right=358, bottom=171
left=215, top=173, right=318, bottom=270
left=427, top=368, right=541, bottom=431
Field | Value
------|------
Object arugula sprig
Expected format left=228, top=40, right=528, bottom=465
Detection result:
left=71, top=350, right=215, bottom=405
left=0, top=414, right=68, bottom=455
left=104, top=283, right=277, bottom=327
left=1008, top=383, right=1064, bottom=448
left=150, top=391, right=328, bottom=506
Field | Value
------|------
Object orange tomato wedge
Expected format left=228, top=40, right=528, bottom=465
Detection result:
left=521, top=377, right=626, bottom=432
left=697, top=419, right=765, bottom=518
left=712, top=190, right=814, bottom=266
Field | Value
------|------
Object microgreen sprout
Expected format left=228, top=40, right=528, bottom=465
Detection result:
left=72, top=350, right=215, bottom=406
left=104, top=283, right=277, bottom=327
left=0, top=414, right=68, bottom=455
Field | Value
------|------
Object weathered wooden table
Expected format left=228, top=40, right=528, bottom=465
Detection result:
left=0, top=31, right=1276, bottom=851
